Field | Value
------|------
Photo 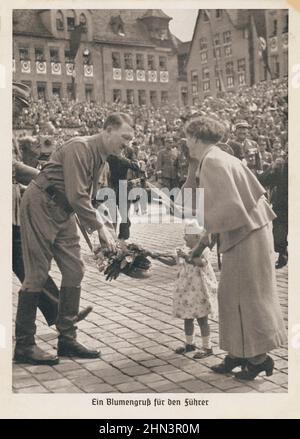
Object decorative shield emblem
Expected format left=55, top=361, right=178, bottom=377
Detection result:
left=12, top=59, right=15, bottom=73
left=21, top=60, right=31, bottom=74
left=36, top=61, right=47, bottom=74
left=125, top=69, right=134, bottom=81
left=282, top=33, right=288, bottom=50
left=51, top=62, right=62, bottom=75
left=160, top=71, right=169, bottom=83
left=84, top=65, right=94, bottom=77
left=269, top=36, right=278, bottom=52
left=113, top=68, right=122, bottom=80
left=148, top=70, right=157, bottom=82
left=66, top=63, right=74, bottom=76
left=136, top=70, right=146, bottom=81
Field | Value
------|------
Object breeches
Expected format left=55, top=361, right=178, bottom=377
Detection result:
left=20, top=183, right=84, bottom=292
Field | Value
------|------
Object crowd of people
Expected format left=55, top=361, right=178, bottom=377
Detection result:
left=14, top=77, right=288, bottom=187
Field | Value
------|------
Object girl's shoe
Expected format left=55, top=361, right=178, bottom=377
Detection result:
left=175, top=344, right=196, bottom=354
left=193, top=348, right=213, bottom=359
left=234, top=355, right=274, bottom=380
left=211, top=355, right=247, bottom=374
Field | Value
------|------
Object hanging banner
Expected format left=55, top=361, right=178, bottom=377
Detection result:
left=21, top=60, right=31, bottom=74
left=84, top=65, right=94, bottom=77
left=148, top=70, right=157, bottom=82
left=36, top=61, right=47, bottom=74
left=51, top=62, right=62, bottom=75
left=160, top=71, right=169, bottom=83
left=113, top=68, right=122, bottom=80
left=12, top=59, right=16, bottom=73
left=269, top=36, right=278, bottom=53
left=282, top=33, right=288, bottom=50
left=125, top=69, right=134, bottom=81
left=66, top=63, right=74, bottom=76
left=136, top=70, right=146, bottom=81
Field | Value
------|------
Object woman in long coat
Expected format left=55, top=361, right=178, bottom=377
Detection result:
left=183, top=116, right=287, bottom=380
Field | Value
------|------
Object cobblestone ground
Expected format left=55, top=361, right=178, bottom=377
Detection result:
left=12, top=206, right=288, bottom=394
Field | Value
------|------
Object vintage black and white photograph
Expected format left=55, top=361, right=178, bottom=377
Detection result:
left=12, top=7, right=288, bottom=395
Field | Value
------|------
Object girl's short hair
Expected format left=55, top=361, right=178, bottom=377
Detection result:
left=185, top=116, right=226, bottom=144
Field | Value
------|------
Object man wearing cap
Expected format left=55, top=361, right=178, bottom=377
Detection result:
left=227, top=120, right=255, bottom=161
left=16, top=112, right=133, bottom=365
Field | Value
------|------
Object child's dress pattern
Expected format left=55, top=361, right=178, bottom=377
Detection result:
left=173, top=247, right=218, bottom=319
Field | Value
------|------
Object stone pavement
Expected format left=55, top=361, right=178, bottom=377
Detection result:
left=12, top=206, right=288, bottom=394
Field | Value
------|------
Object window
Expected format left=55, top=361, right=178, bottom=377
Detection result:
left=35, top=48, right=45, bottom=61
left=161, top=91, right=168, bottom=104
left=272, top=19, right=278, bottom=36
left=85, top=85, right=93, bottom=102
left=65, top=50, right=74, bottom=63
left=199, top=37, right=208, bottom=51
left=271, top=55, right=280, bottom=77
left=67, top=17, right=75, bottom=31
left=215, top=65, right=222, bottom=77
left=200, top=51, right=208, bottom=63
left=50, top=48, right=60, bottom=63
left=283, top=14, right=288, bottom=33
left=192, top=83, right=198, bottom=94
left=216, top=10, right=223, bottom=19
left=238, top=73, right=246, bottom=85
left=237, top=58, right=246, bottom=72
left=136, top=54, right=144, bottom=69
left=203, top=11, right=209, bottom=22
left=126, top=90, right=134, bottom=104
left=214, top=47, right=221, bottom=59
left=147, top=54, right=156, bottom=70
left=150, top=91, right=158, bottom=106
left=223, top=31, right=232, bottom=44
left=19, top=47, right=29, bottom=61
left=67, top=84, right=74, bottom=100
left=56, top=11, right=64, bottom=30
left=113, top=89, right=122, bottom=103
left=203, top=80, right=210, bottom=91
left=37, top=82, right=47, bottom=100
left=112, top=52, right=121, bottom=68
left=224, top=45, right=232, bottom=57
left=214, top=33, right=221, bottom=46
left=227, top=75, right=234, bottom=88
left=159, top=56, right=167, bottom=70
left=225, top=61, right=234, bottom=75
left=202, top=67, right=210, bottom=80
left=138, top=90, right=147, bottom=105
left=191, top=70, right=198, bottom=82
left=52, top=83, right=61, bottom=98
left=124, top=53, right=133, bottom=69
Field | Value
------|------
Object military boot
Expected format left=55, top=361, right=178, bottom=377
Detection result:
left=14, top=291, right=59, bottom=365
left=56, top=287, right=100, bottom=358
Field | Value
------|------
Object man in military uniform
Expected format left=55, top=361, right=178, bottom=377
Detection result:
left=13, top=83, right=91, bottom=341
left=228, top=120, right=256, bottom=161
left=15, top=112, right=133, bottom=365
left=156, top=133, right=179, bottom=190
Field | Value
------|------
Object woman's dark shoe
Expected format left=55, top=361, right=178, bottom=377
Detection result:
left=211, top=355, right=247, bottom=374
left=234, top=355, right=274, bottom=380
left=275, top=253, right=288, bottom=269
left=175, top=344, right=196, bottom=354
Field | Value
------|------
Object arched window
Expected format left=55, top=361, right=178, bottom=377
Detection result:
left=67, top=10, right=76, bottom=31
left=56, top=11, right=64, bottom=31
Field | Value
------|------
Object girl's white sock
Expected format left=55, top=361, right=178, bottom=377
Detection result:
left=186, top=335, right=194, bottom=345
left=201, top=336, right=211, bottom=349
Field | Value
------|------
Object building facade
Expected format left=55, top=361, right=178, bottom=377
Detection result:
left=186, top=9, right=288, bottom=104
left=13, top=9, right=184, bottom=106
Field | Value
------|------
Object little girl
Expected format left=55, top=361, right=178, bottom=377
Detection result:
left=173, top=219, right=218, bottom=359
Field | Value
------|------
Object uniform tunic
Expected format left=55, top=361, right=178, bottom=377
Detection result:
left=20, top=135, right=107, bottom=291
left=196, top=146, right=287, bottom=357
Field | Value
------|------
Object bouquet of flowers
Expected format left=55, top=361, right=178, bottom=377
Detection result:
left=93, top=241, right=175, bottom=281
